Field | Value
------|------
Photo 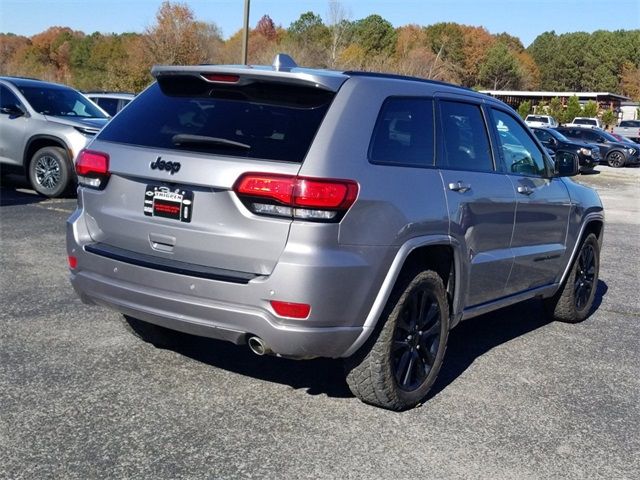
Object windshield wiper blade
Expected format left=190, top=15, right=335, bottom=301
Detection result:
left=171, top=134, right=251, bottom=150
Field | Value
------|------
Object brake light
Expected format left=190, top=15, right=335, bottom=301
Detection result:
left=270, top=300, right=311, bottom=319
left=202, top=73, right=240, bottom=83
left=76, top=149, right=110, bottom=189
left=234, top=173, right=358, bottom=222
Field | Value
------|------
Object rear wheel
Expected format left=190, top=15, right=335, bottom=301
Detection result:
left=606, top=151, right=625, bottom=168
left=345, top=269, right=449, bottom=410
left=122, top=315, right=179, bottom=349
left=545, top=233, right=600, bottom=323
left=28, top=146, right=73, bottom=197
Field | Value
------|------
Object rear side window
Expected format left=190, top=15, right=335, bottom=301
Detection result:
left=369, top=98, right=434, bottom=167
left=94, top=97, right=119, bottom=116
left=437, top=100, right=493, bottom=172
left=97, top=80, right=334, bottom=163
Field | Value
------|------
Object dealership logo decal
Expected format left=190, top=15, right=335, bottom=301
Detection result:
left=150, top=157, right=181, bottom=174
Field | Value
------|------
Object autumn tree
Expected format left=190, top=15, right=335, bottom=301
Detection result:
left=620, top=61, right=640, bottom=100
left=145, top=1, right=222, bottom=65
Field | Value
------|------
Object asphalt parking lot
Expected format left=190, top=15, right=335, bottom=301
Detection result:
left=1, top=167, right=638, bottom=479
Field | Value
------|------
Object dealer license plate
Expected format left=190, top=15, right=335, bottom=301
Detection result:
left=144, top=185, right=193, bottom=222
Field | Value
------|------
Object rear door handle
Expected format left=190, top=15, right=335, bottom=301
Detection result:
left=517, top=185, right=534, bottom=196
left=448, top=181, right=471, bottom=193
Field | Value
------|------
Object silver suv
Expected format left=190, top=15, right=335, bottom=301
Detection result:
left=0, top=77, right=109, bottom=197
left=67, top=55, right=604, bottom=410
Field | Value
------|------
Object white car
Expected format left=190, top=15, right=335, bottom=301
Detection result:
left=524, top=115, right=558, bottom=128
left=564, top=117, right=603, bottom=129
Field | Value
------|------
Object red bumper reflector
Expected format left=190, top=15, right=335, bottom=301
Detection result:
left=270, top=300, right=311, bottom=319
left=68, top=255, right=78, bottom=269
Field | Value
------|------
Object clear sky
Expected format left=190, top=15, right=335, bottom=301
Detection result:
left=1, top=0, right=638, bottom=46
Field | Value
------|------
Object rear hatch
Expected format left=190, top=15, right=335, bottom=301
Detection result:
left=79, top=66, right=345, bottom=275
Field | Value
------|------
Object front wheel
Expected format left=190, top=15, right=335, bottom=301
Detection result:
left=545, top=233, right=600, bottom=323
left=606, top=151, right=626, bottom=168
left=345, top=269, right=449, bottom=410
left=28, top=146, right=73, bottom=197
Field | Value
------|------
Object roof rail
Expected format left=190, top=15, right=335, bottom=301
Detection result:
left=343, top=71, right=471, bottom=91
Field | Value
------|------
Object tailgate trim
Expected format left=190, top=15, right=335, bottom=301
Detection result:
left=84, top=243, right=259, bottom=284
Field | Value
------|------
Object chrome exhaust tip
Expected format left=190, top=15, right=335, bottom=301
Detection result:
left=247, top=336, right=271, bottom=356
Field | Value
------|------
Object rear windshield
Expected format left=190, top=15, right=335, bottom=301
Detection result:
left=620, top=120, right=640, bottom=127
left=526, top=116, right=549, bottom=123
left=97, top=78, right=334, bottom=163
left=573, top=118, right=596, bottom=125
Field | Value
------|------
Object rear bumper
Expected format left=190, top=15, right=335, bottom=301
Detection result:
left=67, top=210, right=394, bottom=359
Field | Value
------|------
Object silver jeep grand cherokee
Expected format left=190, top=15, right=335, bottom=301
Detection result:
left=67, top=55, right=604, bottom=410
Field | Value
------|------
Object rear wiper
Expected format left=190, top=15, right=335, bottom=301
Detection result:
left=171, top=134, right=251, bottom=150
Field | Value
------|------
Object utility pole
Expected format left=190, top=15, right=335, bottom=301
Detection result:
left=241, top=0, right=250, bottom=65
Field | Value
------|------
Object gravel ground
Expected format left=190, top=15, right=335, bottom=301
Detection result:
left=1, top=166, right=638, bottom=480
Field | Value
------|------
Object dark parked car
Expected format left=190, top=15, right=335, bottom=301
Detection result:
left=531, top=127, right=599, bottom=172
left=556, top=127, right=640, bottom=168
left=67, top=54, right=604, bottom=410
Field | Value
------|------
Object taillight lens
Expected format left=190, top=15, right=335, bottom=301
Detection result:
left=76, top=149, right=110, bottom=189
left=234, top=173, right=358, bottom=222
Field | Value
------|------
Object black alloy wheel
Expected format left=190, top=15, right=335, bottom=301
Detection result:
left=574, top=242, right=596, bottom=311
left=392, top=288, right=441, bottom=391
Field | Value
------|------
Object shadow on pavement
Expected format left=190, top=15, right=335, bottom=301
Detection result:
left=163, top=280, right=608, bottom=402
left=0, top=174, right=75, bottom=205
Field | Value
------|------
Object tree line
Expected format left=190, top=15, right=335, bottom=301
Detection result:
left=0, top=1, right=638, bottom=100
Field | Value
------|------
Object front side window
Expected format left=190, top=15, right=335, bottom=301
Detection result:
left=369, top=98, right=434, bottom=167
left=437, top=100, right=493, bottom=172
left=0, top=85, right=22, bottom=109
left=533, top=129, right=552, bottom=143
left=95, top=97, right=119, bottom=116
left=491, top=109, right=547, bottom=176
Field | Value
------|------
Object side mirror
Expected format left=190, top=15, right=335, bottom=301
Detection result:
left=547, top=137, right=557, bottom=146
left=554, top=150, right=579, bottom=177
left=0, top=104, right=25, bottom=117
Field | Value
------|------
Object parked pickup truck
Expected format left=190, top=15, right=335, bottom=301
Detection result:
left=612, top=120, right=640, bottom=142
left=564, top=117, right=603, bottom=129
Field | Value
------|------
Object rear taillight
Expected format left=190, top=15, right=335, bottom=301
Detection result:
left=76, top=149, right=110, bottom=189
left=234, top=173, right=358, bottom=222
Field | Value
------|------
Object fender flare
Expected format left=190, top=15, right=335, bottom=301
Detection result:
left=341, top=234, right=463, bottom=357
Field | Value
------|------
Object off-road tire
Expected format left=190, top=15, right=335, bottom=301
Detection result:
left=544, top=233, right=600, bottom=323
left=345, top=269, right=449, bottom=410
left=28, top=146, right=73, bottom=197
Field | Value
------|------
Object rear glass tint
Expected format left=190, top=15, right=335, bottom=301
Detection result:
left=97, top=79, right=334, bottom=163
left=369, top=98, right=435, bottom=167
